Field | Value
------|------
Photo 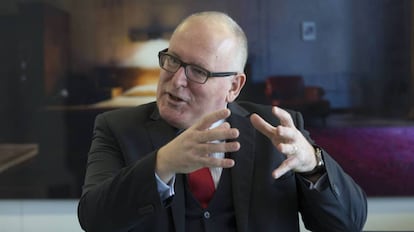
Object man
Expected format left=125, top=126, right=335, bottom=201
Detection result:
left=78, top=11, right=367, bottom=232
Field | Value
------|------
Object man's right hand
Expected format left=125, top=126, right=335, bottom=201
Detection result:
left=155, top=108, right=240, bottom=183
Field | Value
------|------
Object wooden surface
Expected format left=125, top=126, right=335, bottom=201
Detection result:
left=45, top=95, right=156, bottom=111
left=0, top=144, right=38, bottom=173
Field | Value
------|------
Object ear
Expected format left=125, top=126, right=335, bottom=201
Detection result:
left=226, top=73, right=246, bottom=103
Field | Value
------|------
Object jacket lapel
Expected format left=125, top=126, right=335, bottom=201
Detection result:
left=145, top=107, right=186, bottom=232
left=171, top=174, right=185, bottom=232
left=228, top=103, right=256, bottom=232
left=146, top=107, right=177, bottom=149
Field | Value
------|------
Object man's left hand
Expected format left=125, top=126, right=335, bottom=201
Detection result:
left=250, top=106, right=317, bottom=179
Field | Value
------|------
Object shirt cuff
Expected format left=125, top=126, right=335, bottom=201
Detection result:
left=155, top=173, right=175, bottom=201
left=300, top=173, right=328, bottom=191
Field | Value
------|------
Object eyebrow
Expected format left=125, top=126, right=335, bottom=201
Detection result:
left=166, top=50, right=211, bottom=71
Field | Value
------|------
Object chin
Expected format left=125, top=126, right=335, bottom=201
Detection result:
left=159, top=108, right=190, bottom=129
left=167, top=117, right=191, bottom=129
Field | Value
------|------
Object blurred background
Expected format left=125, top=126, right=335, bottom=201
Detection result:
left=0, top=0, right=413, bottom=231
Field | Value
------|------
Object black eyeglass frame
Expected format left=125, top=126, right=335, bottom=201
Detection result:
left=158, top=48, right=238, bottom=84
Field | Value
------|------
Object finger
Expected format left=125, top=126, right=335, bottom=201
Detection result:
left=272, top=157, right=298, bottom=179
left=275, top=126, right=296, bottom=144
left=251, top=113, right=296, bottom=146
left=272, top=106, right=295, bottom=128
left=195, top=109, right=231, bottom=130
left=197, top=141, right=240, bottom=155
left=277, top=143, right=298, bottom=156
left=199, top=124, right=239, bottom=143
left=291, top=144, right=298, bottom=155
left=250, top=113, right=275, bottom=139
left=199, top=156, right=235, bottom=168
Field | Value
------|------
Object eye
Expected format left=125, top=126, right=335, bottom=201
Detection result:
left=167, top=55, right=180, bottom=66
left=189, top=65, right=208, bottom=77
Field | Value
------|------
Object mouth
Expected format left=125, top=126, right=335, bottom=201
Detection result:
left=168, top=93, right=186, bottom=103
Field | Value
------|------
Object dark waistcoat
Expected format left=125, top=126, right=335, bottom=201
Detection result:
left=184, top=167, right=237, bottom=232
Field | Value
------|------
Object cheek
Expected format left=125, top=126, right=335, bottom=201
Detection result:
left=156, top=73, right=169, bottom=91
left=195, top=82, right=230, bottom=105
left=158, top=72, right=169, bottom=85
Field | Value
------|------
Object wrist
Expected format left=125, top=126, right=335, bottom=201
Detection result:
left=155, top=147, right=175, bottom=183
left=299, top=146, right=325, bottom=177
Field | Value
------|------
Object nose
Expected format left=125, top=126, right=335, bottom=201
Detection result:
left=170, top=66, right=188, bottom=87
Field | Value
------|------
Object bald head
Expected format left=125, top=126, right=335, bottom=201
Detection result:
left=157, top=11, right=248, bottom=129
left=172, top=11, right=248, bottom=72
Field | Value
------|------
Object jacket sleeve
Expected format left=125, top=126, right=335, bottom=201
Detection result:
left=292, top=111, right=368, bottom=232
left=77, top=113, right=165, bottom=232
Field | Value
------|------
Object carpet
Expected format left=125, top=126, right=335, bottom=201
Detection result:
left=307, top=126, right=414, bottom=196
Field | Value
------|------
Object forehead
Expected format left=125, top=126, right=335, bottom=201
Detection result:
left=168, top=19, right=237, bottom=70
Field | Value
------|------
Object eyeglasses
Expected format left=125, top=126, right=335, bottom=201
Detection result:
left=158, top=48, right=238, bottom=84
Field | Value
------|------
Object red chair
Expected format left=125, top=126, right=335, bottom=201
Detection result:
left=265, top=75, right=330, bottom=124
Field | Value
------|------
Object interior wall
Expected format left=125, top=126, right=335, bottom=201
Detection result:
left=0, top=0, right=70, bottom=14
left=1, top=0, right=410, bottom=111
left=68, top=0, right=248, bottom=72
left=410, top=0, right=414, bottom=118
left=69, top=0, right=413, bottom=111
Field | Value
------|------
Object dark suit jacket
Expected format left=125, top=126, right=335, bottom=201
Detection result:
left=78, top=101, right=367, bottom=232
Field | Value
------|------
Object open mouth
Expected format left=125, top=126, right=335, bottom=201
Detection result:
left=168, top=93, right=184, bottom=102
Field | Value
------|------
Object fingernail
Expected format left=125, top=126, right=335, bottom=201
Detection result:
left=228, top=160, right=235, bottom=167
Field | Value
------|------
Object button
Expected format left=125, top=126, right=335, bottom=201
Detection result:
left=203, top=211, right=211, bottom=219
